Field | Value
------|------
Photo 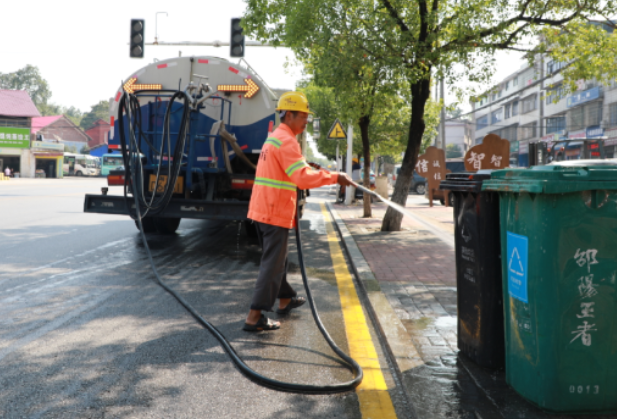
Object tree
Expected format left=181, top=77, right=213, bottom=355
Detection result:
left=80, top=100, right=109, bottom=130
left=38, top=103, right=83, bottom=126
left=80, top=145, right=91, bottom=155
left=446, top=143, right=463, bottom=158
left=244, top=0, right=617, bottom=230
left=0, top=65, right=51, bottom=107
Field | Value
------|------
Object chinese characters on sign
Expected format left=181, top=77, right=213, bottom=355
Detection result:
left=415, top=146, right=448, bottom=207
left=0, top=127, right=31, bottom=149
left=463, top=133, right=510, bottom=172
left=467, top=152, right=485, bottom=170
left=570, top=249, right=600, bottom=347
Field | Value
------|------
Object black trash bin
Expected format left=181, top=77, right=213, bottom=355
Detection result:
left=440, top=170, right=504, bottom=369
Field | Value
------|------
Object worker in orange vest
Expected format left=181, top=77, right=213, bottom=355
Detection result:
left=244, top=91, right=353, bottom=331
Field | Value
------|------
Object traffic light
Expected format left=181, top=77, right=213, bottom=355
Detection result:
left=130, top=19, right=145, bottom=58
left=230, top=18, right=245, bottom=58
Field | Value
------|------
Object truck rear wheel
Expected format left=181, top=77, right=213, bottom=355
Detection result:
left=153, top=217, right=181, bottom=234
left=135, top=217, right=157, bottom=233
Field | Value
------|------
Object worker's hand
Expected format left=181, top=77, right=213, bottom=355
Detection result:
left=308, top=162, right=322, bottom=170
left=336, top=173, right=354, bottom=187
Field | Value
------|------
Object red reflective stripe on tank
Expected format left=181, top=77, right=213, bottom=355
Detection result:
left=229, top=67, right=239, bottom=74
left=268, top=121, right=274, bottom=133
left=110, top=116, right=115, bottom=127
left=198, top=59, right=208, bottom=64
left=157, top=63, right=168, bottom=69
left=115, top=92, right=121, bottom=102
left=241, top=144, right=248, bottom=150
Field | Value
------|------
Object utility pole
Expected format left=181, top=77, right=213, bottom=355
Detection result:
left=345, top=123, right=354, bottom=205
left=440, top=76, right=446, bottom=150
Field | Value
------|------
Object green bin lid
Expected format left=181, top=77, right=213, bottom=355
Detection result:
left=482, top=164, right=617, bottom=194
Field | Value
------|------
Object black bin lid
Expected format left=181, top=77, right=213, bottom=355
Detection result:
left=439, top=170, right=494, bottom=192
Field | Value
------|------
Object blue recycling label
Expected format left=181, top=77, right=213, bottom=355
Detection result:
left=507, top=231, right=528, bottom=303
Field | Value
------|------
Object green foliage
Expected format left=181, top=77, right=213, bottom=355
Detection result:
left=0, top=65, right=51, bottom=106
left=80, top=145, right=91, bottom=154
left=80, top=101, right=109, bottom=130
left=38, top=103, right=83, bottom=126
left=446, top=143, right=463, bottom=158
left=64, top=144, right=78, bottom=153
left=1, top=65, right=84, bottom=124
left=244, top=0, right=617, bottom=230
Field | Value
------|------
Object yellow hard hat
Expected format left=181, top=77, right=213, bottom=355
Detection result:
left=276, top=91, right=313, bottom=114
left=352, top=158, right=359, bottom=163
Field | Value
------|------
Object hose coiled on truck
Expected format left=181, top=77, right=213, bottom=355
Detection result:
left=116, top=89, right=362, bottom=393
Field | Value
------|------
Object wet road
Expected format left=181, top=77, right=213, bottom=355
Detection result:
left=0, top=179, right=408, bottom=419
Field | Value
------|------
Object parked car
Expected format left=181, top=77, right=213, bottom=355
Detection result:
left=395, top=168, right=427, bottom=194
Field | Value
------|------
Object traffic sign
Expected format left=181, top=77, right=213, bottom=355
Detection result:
left=327, top=118, right=347, bottom=140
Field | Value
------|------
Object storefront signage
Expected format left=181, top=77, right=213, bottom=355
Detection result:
left=519, top=140, right=529, bottom=154
left=586, top=126, right=604, bottom=139
left=0, top=127, right=30, bottom=149
left=603, top=128, right=617, bottom=146
left=510, top=141, right=519, bottom=153
left=541, top=130, right=566, bottom=143
left=568, top=129, right=587, bottom=139
left=0, top=148, right=22, bottom=156
left=30, top=141, right=64, bottom=152
left=566, top=86, right=600, bottom=108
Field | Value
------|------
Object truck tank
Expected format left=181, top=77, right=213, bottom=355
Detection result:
left=84, top=56, right=302, bottom=234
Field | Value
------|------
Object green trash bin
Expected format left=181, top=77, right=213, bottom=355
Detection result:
left=483, top=164, right=617, bottom=414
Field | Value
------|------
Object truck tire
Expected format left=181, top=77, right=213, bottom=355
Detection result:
left=76, top=171, right=83, bottom=176
left=135, top=217, right=157, bottom=233
left=153, top=217, right=181, bottom=234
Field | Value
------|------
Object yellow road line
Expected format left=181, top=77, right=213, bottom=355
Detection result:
left=320, top=203, right=397, bottom=419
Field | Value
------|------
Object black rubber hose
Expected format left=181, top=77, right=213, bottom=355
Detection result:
left=119, top=91, right=362, bottom=392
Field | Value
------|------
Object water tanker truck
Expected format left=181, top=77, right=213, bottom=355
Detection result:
left=84, top=56, right=305, bottom=234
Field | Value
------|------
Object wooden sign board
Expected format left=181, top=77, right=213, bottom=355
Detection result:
left=464, top=133, right=510, bottom=172
left=416, top=146, right=448, bottom=207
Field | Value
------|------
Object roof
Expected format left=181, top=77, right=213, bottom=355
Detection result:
left=32, top=115, right=92, bottom=143
left=31, top=115, right=63, bottom=134
left=0, top=90, right=41, bottom=118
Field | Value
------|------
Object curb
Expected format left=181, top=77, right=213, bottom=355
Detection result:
left=326, top=202, right=423, bottom=417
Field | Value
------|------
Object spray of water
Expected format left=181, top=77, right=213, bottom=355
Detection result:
left=352, top=182, right=416, bottom=220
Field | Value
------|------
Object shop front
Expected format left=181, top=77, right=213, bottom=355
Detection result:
left=509, top=140, right=519, bottom=167
left=0, top=126, right=30, bottom=176
left=30, top=141, right=64, bottom=178
left=518, top=140, right=529, bottom=167
left=604, top=128, right=617, bottom=158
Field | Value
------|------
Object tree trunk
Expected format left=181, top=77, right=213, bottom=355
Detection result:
left=359, top=115, right=372, bottom=218
left=381, top=76, right=431, bottom=231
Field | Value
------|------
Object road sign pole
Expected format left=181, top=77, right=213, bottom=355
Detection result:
left=336, top=141, right=339, bottom=171
left=345, top=122, right=354, bottom=205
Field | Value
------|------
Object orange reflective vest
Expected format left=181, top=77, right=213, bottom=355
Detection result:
left=248, top=124, right=338, bottom=229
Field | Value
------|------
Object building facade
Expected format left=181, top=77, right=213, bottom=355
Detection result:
left=0, top=90, right=42, bottom=178
left=444, top=118, right=474, bottom=156
left=471, top=54, right=617, bottom=166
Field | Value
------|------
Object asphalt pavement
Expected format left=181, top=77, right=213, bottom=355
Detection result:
left=0, top=178, right=407, bottom=419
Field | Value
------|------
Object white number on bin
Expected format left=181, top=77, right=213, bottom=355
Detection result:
left=569, top=385, right=600, bottom=394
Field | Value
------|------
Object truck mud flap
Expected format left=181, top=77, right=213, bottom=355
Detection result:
left=84, top=194, right=249, bottom=221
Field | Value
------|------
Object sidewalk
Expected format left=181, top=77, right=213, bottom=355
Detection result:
left=327, top=199, right=613, bottom=419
